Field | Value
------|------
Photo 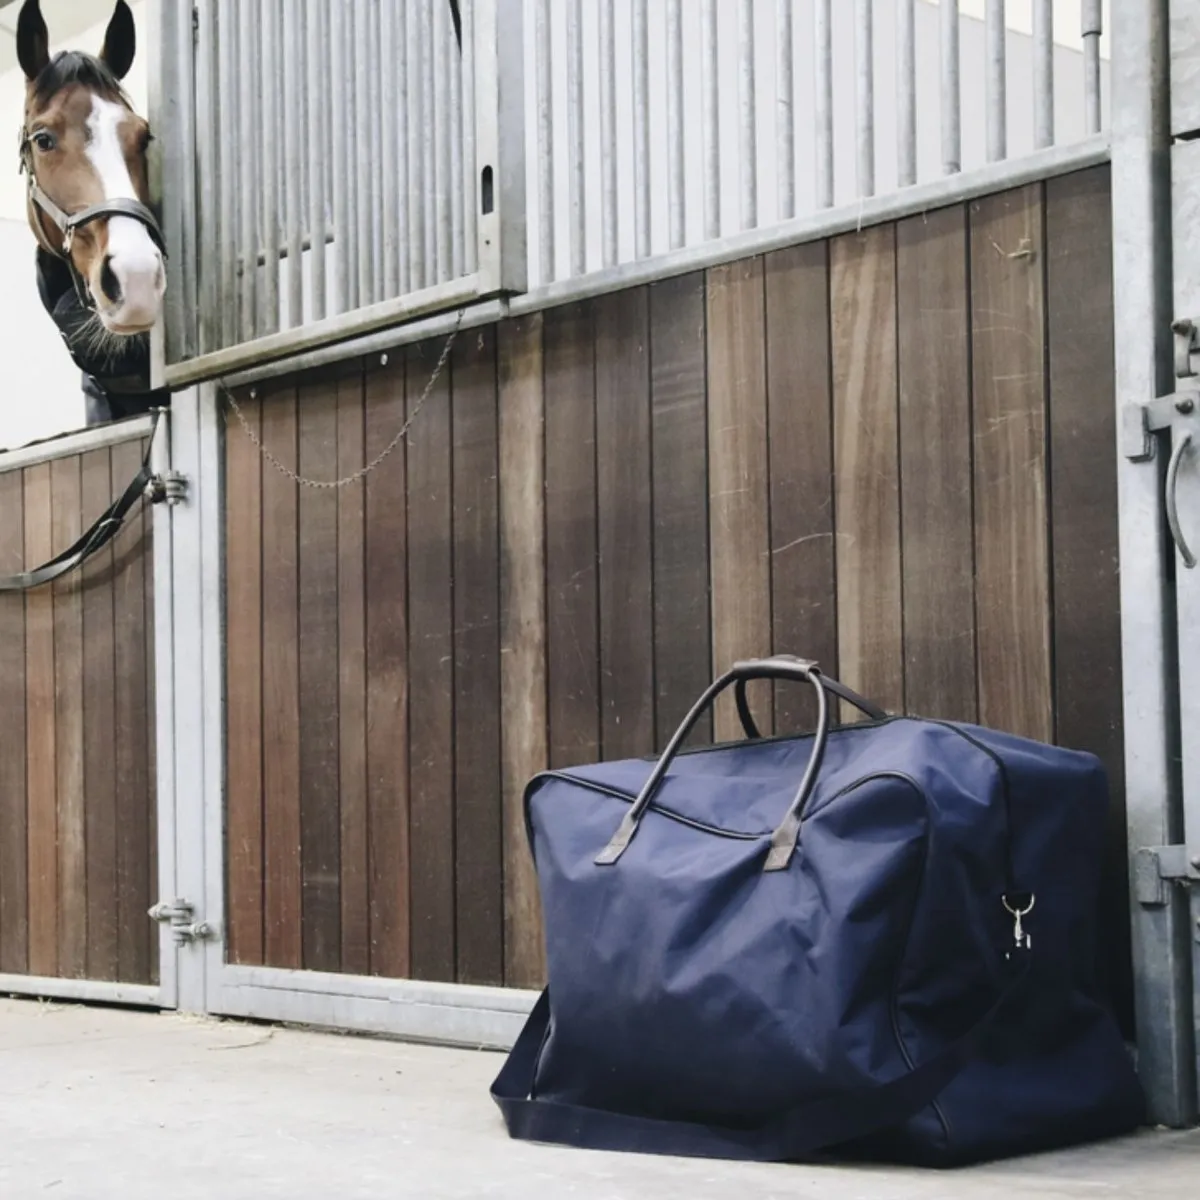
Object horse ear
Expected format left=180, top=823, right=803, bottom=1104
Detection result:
left=16, top=0, right=50, bottom=82
left=99, top=0, right=136, bottom=80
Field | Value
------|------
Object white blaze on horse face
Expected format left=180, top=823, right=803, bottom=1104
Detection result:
left=85, top=94, right=164, bottom=331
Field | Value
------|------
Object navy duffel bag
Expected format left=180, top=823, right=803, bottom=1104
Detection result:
left=491, top=656, right=1145, bottom=1166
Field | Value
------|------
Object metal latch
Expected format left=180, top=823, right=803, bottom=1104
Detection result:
left=1133, top=846, right=1200, bottom=907
left=148, top=898, right=216, bottom=946
left=145, top=470, right=188, bottom=506
left=1174, top=318, right=1199, bottom=380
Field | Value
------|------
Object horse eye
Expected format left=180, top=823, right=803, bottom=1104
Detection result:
left=32, top=132, right=56, bottom=153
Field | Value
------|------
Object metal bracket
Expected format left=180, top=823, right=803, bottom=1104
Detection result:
left=1133, top=846, right=1200, bottom=907
left=1121, top=392, right=1197, bottom=461
left=145, top=470, right=188, bottom=506
left=148, top=898, right=216, bottom=946
left=1173, top=318, right=1199, bottom=379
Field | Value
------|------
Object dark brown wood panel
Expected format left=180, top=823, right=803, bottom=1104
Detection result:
left=830, top=225, right=905, bottom=718
left=337, top=363, right=370, bottom=977
left=452, top=327, right=504, bottom=986
left=225, top=390, right=264, bottom=966
left=260, top=380, right=303, bottom=969
left=298, top=369, right=343, bottom=973
left=407, top=339, right=457, bottom=983
left=970, top=185, right=1054, bottom=743
left=1045, top=165, right=1132, bottom=1034
left=707, top=259, right=773, bottom=740
left=650, top=273, right=711, bottom=746
left=596, top=288, right=655, bottom=760
left=364, top=357, right=411, bottom=979
left=51, top=456, right=86, bottom=978
left=544, top=303, right=600, bottom=769
left=897, top=205, right=978, bottom=723
left=764, top=244, right=838, bottom=732
left=81, top=449, right=118, bottom=981
left=111, top=438, right=154, bottom=986
left=498, top=314, right=548, bottom=989
left=0, top=469, right=27, bottom=975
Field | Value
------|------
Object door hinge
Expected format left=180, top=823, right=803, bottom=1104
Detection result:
left=149, top=898, right=217, bottom=946
left=1133, top=846, right=1200, bottom=908
left=145, top=470, right=188, bottom=506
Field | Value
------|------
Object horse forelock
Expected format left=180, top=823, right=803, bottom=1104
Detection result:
left=29, top=50, right=129, bottom=113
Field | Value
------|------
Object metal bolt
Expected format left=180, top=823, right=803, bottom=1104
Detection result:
left=249, top=387, right=258, bottom=400
left=1192, top=855, right=1200, bottom=871
left=380, top=352, right=389, bottom=367
left=1176, top=397, right=1195, bottom=415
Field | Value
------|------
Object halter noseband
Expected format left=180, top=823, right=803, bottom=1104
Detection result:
left=18, top=128, right=167, bottom=312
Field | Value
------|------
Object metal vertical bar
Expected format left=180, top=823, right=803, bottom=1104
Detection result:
left=354, top=2, right=374, bottom=306
left=815, top=0, right=833, bottom=208
left=738, top=0, right=757, bottom=230
left=600, top=0, right=617, bottom=268
left=260, top=0, right=280, bottom=333
left=461, top=0, right=477, bottom=275
left=1033, top=0, right=1054, bottom=149
left=897, top=0, right=916, bottom=187
left=194, top=0, right=219, bottom=355
left=436, top=0, right=453, bottom=284
left=283, top=0, right=304, bottom=325
left=217, top=0, right=238, bottom=346
left=307, top=0, right=326, bottom=319
left=941, top=0, right=961, bottom=174
left=702, top=0, right=720, bottom=239
left=667, top=0, right=685, bottom=248
left=535, top=0, right=554, bottom=283
left=330, top=0, right=350, bottom=312
left=1083, top=0, right=1103, bottom=136
left=238, top=0, right=259, bottom=341
left=396, top=0, right=412, bottom=294
left=777, top=0, right=795, bottom=221
left=856, top=0, right=875, bottom=198
left=567, top=0, right=585, bottom=277
left=1110, top=0, right=1198, bottom=1130
left=633, top=0, right=651, bottom=259
left=408, top=0, right=428, bottom=292
left=450, top=0, right=465, bottom=280
left=382, top=0, right=401, bottom=300
left=369, top=1, right=385, bottom=301
left=422, top=0, right=438, bottom=289
left=986, top=0, right=1007, bottom=162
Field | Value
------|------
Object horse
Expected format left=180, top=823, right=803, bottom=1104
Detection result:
left=16, top=0, right=168, bottom=428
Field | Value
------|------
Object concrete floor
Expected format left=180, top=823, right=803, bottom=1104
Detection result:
left=0, top=998, right=1197, bottom=1200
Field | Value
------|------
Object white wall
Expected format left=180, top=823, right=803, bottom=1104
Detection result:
left=0, top=0, right=146, bottom=450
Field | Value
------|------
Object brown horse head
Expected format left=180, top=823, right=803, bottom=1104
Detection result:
left=17, top=0, right=165, bottom=337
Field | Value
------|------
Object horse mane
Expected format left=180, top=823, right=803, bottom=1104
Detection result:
left=31, top=50, right=129, bottom=108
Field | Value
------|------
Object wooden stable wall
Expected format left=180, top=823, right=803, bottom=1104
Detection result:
left=0, top=438, right=158, bottom=986
left=224, top=164, right=1130, bottom=1032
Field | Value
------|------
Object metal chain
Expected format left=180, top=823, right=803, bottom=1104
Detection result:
left=218, top=307, right=466, bottom=490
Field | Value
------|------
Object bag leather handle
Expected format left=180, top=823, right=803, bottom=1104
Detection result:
left=734, top=656, right=887, bottom=740
left=594, top=657, right=833, bottom=872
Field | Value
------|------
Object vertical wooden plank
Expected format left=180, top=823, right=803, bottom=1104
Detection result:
left=1046, top=164, right=1131, bottom=1034
left=81, top=450, right=118, bottom=981
left=707, top=259, right=773, bottom=739
left=764, top=244, right=838, bottom=732
left=596, top=288, right=655, bottom=759
left=24, top=464, right=56, bottom=978
left=897, top=206, right=977, bottom=722
left=499, top=314, right=548, bottom=989
left=298, top=370, right=342, bottom=973
left=830, top=226, right=905, bottom=717
left=224, top=391, right=264, bottom=966
left=406, top=339, right=456, bottom=983
left=337, top=363, right=370, bottom=977
left=0, top=469, right=27, bottom=974
left=51, top=456, right=86, bottom=977
left=452, top=327, right=504, bottom=986
left=543, top=303, right=601, bottom=768
left=970, top=184, right=1053, bottom=742
left=112, top=439, right=152, bottom=985
left=261, top=381, right=303, bottom=969
left=650, top=273, right=711, bottom=745
left=364, top=356, right=410, bottom=979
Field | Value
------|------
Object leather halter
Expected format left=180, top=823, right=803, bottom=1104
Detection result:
left=18, top=127, right=167, bottom=312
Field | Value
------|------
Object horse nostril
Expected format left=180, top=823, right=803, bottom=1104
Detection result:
left=99, top=256, right=122, bottom=305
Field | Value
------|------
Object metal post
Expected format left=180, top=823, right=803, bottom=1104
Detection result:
left=460, top=0, right=477, bottom=275
left=330, top=0, right=352, bottom=309
left=815, top=0, right=833, bottom=207
left=381, top=0, right=401, bottom=300
left=986, top=0, right=1007, bottom=162
left=897, top=0, right=916, bottom=188
left=238, top=0, right=259, bottom=341
left=434, top=0, right=453, bottom=285
left=702, top=0, right=720, bottom=239
left=941, top=0, right=961, bottom=174
left=217, top=0, right=238, bottom=345
left=633, top=0, right=651, bottom=258
left=1111, top=0, right=1198, bottom=1128
left=856, top=0, right=875, bottom=198
left=1033, top=0, right=1054, bottom=149
left=600, top=0, right=618, bottom=268
left=475, top=0, right=528, bottom=296
left=667, top=0, right=685, bottom=247
left=777, top=0, right=795, bottom=221
left=368, top=0, right=386, bottom=302
left=535, top=0, right=554, bottom=283
left=421, top=0, right=438, bottom=289
left=261, top=0, right=281, bottom=333
left=739, top=0, right=758, bottom=230
left=1083, top=0, right=1103, bottom=137
left=566, top=0, right=585, bottom=277
left=283, top=0, right=305, bottom=324
left=449, top=0, right=466, bottom=280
